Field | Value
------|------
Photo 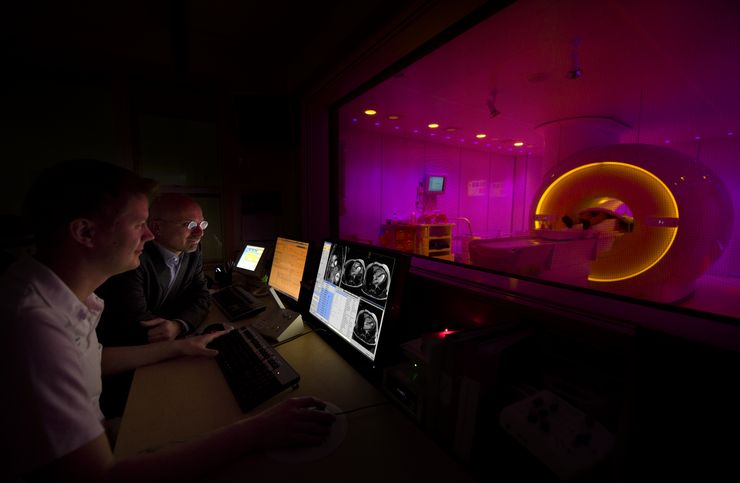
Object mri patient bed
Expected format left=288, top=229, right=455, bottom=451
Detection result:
left=470, top=143, right=732, bottom=303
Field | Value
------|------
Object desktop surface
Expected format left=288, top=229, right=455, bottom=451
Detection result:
left=115, top=300, right=473, bottom=482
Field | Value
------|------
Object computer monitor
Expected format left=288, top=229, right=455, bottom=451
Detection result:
left=426, top=174, right=446, bottom=193
left=267, top=237, right=310, bottom=302
left=308, top=240, right=411, bottom=367
left=233, top=240, right=272, bottom=285
left=236, top=244, right=266, bottom=272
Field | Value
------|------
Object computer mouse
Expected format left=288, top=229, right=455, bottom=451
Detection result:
left=202, top=323, right=226, bottom=334
left=267, top=401, right=348, bottom=463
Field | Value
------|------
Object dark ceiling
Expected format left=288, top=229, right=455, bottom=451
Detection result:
left=2, top=0, right=416, bottom=95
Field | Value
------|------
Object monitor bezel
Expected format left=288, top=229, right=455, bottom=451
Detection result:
left=306, top=239, right=411, bottom=375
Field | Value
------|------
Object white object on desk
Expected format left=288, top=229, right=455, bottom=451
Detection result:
left=267, top=402, right=348, bottom=463
left=248, top=287, right=305, bottom=342
left=252, top=311, right=304, bottom=342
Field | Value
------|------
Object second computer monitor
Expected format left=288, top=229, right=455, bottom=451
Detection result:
left=268, top=237, right=310, bottom=301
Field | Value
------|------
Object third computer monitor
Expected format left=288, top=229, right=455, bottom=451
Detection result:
left=309, top=240, right=409, bottom=364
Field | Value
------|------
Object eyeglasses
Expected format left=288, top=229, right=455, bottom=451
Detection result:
left=159, top=219, right=209, bottom=231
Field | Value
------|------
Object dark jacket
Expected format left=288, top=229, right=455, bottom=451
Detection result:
left=96, top=241, right=211, bottom=347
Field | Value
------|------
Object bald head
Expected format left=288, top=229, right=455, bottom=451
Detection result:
left=148, top=194, right=206, bottom=254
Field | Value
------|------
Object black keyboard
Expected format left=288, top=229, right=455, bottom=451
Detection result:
left=208, top=326, right=300, bottom=412
left=212, top=285, right=266, bottom=321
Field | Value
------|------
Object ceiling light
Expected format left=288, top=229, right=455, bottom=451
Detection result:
left=513, top=141, right=524, bottom=147
left=445, top=127, right=458, bottom=132
left=475, top=133, right=487, bottom=139
left=428, top=123, right=439, bottom=129
left=387, top=114, right=400, bottom=120
left=364, top=109, right=377, bottom=116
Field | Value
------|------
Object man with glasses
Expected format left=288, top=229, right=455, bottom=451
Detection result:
left=96, top=193, right=212, bottom=417
left=1, top=160, right=334, bottom=482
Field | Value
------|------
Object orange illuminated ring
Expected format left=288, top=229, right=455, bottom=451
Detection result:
left=535, top=162, right=678, bottom=282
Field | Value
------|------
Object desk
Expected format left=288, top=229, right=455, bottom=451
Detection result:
left=114, top=305, right=474, bottom=482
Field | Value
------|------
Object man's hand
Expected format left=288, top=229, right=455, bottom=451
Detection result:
left=141, top=318, right=182, bottom=343
left=246, top=397, right=336, bottom=449
left=175, top=330, right=230, bottom=357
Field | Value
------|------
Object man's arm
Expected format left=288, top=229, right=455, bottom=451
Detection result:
left=100, top=330, right=226, bottom=376
left=141, top=317, right=185, bottom=343
left=30, top=397, right=335, bottom=483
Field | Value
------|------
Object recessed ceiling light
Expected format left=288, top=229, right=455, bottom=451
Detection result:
left=445, top=127, right=458, bottom=132
left=513, top=141, right=524, bottom=147
left=387, top=114, right=400, bottom=120
left=428, top=123, right=440, bottom=129
left=475, top=133, right=487, bottom=139
left=364, top=109, right=377, bottom=116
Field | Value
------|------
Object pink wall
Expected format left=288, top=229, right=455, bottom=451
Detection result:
left=339, top=127, right=543, bottom=245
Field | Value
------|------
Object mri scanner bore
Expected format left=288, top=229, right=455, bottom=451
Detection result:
left=532, top=143, right=732, bottom=302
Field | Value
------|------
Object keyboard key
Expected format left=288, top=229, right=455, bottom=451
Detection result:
left=208, top=326, right=300, bottom=412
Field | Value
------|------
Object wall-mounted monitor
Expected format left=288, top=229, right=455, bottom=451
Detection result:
left=426, top=175, right=446, bottom=194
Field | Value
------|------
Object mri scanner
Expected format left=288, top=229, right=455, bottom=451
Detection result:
left=471, top=143, right=733, bottom=303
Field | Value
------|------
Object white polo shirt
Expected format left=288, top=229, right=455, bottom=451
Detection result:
left=0, top=257, right=105, bottom=480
